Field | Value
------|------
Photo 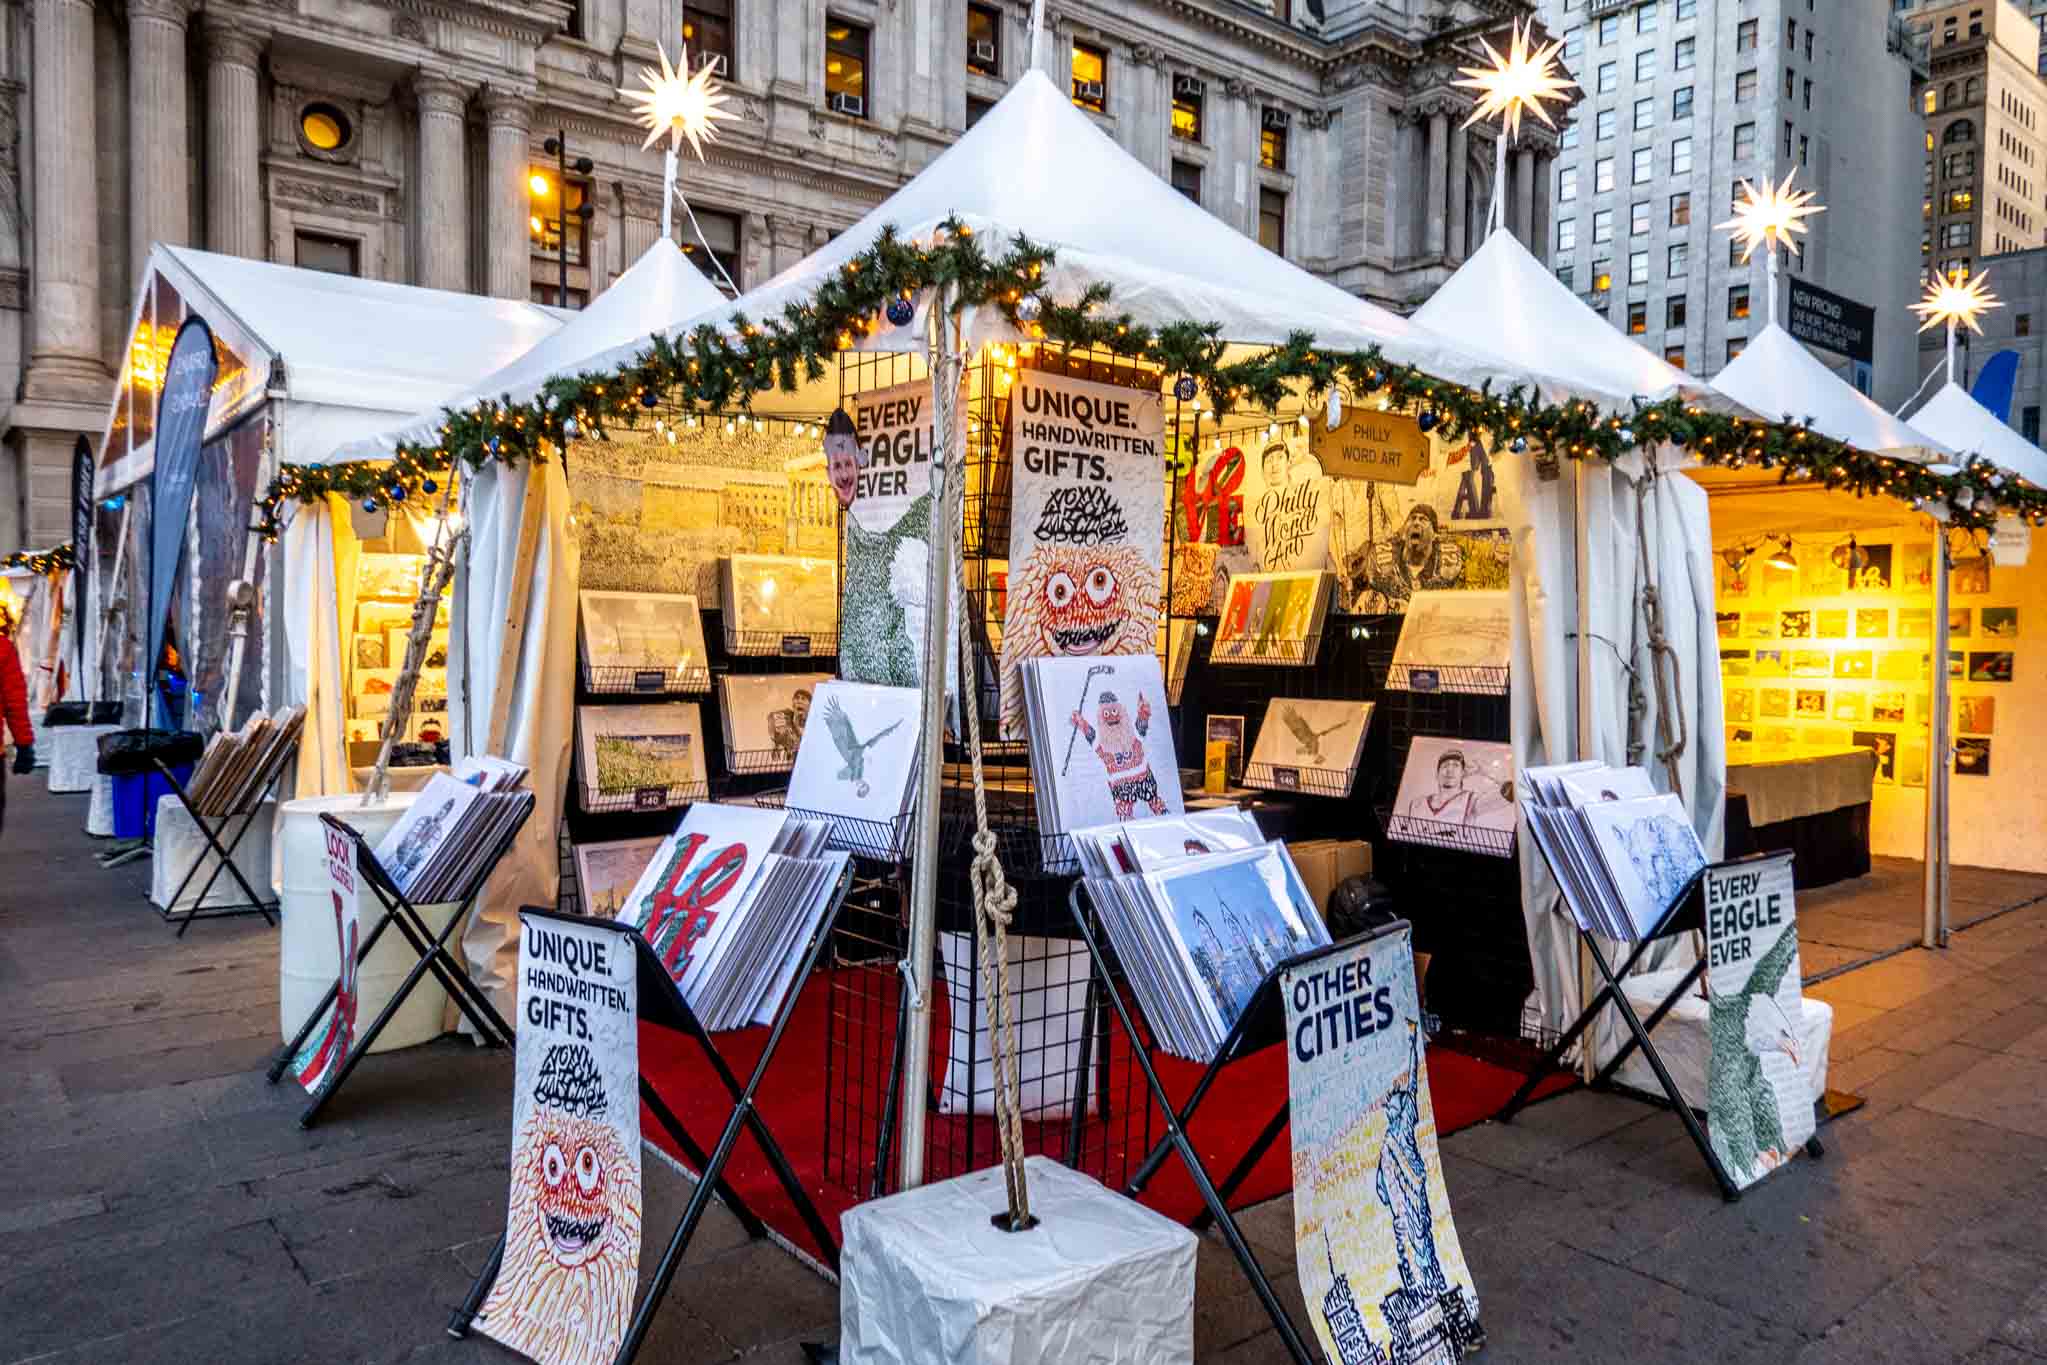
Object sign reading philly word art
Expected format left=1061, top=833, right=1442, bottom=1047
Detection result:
left=291, top=823, right=361, bottom=1093
left=476, top=914, right=643, bottom=1365
left=1703, top=853, right=1815, bottom=1191
left=147, top=316, right=218, bottom=728
left=1284, top=928, right=1484, bottom=1365
left=841, top=379, right=941, bottom=690
left=998, top=369, right=1166, bottom=739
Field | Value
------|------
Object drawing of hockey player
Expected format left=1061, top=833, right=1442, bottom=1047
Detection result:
left=1068, top=688, right=1168, bottom=820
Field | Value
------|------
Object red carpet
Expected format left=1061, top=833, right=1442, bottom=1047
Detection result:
left=638, top=966, right=1572, bottom=1265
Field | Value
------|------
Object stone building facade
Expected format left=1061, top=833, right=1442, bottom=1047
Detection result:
left=1907, top=0, right=2047, bottom=274
left=0, top=0, right=1560, bottom=551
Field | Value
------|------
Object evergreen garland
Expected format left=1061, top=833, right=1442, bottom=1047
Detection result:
left=250, top=214, right=2044, bottom=540
left=0, top=542, right=75, bottom=574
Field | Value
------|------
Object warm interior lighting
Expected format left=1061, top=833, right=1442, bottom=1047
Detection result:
left=529, top=172, right=551, bottom=197
left=1765, top=536, right=1798, bottom=572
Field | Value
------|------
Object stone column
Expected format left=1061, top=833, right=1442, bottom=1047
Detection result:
left=1531, top=151, right=1552, bottom=267
left=127, top=0, right=189, bottom=278
left=204, top=23, right=264, bottom=259
left=1448, top=120, right=1469, bottom=259
left=1513, top=146, right=1536, bottom=247
left=411, top=74, right=468, bottom=290
left=617, top=181, right=661, bottom=265
left=25, top=0, right=100, bottom=399
left=480, top=87, right=532, bottom=300
left=1425, top=109, right=1448, bottom=259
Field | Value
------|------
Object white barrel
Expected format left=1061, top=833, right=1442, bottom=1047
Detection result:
left=86, top=774, right=115, bottom=836
left=277, top=793, right=462, bottom=1053
left=48, top=724, right=118, bottom=793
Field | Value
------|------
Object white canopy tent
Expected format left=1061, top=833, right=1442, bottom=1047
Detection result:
left=1414, top=227, right=1727, bottom=1047
left=321, top=238, right=730, bottom=1020
left=1714, top=324, right=1950, bottom=465
left=1909, top=381, right=2047, bottom=487
left=90, top=246, right=569, bottom=726
left=568, top=69, right=1581, bottom=413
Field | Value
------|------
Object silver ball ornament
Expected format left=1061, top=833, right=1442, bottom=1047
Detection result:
left=1015, top=294, right=1043, bottom=324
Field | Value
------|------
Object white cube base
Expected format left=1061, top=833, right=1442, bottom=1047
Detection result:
left=1605, top=964, right=1834, bottom=1107
left=841, top=1156, right=1197, bottom=1365
left=86, top=774, right=115, bottom=837
left=47, top=724, right=118, bottom=793
left=149, top=794, right=277, bottom=915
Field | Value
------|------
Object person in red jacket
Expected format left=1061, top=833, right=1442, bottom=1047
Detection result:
left=0, top=622, right=36, bottom=834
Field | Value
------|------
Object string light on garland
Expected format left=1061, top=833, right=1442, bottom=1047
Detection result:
left=242, top=214, right=2047, bottom=541
left=0, top=542, right=75, bottom=574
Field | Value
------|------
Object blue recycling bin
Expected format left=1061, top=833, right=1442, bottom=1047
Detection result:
left=112, top=763, right=193, bottom=841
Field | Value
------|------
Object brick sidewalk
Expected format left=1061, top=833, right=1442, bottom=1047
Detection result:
left=5, top=775, right=2046, bottom=1363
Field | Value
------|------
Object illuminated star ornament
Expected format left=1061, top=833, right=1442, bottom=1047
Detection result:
left=620, top=43, right=733, bottom=157
left=1453, top=18, right=1577, bottom=140
left=1717, top=169, right=1825, bottom=264
left=1912, top=266, right=2002, bottom=335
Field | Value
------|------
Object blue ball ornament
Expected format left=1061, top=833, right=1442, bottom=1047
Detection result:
left=886, top=296, right=916, bottom=327
left=363, top=498, right=379, bottom=513
left=1618, top=426, right=1636, bottom=447
left=1511, top=436, right=1528, bottom=454
left=1416, top=409, right=1438, bottom=433
left=421, top=479, right=438, bottom=495
left=1174, top=376, right=1199, bottom=402
left=386, top=484, right=405, bottom=501
left=640, top=390, right=659, bottom=409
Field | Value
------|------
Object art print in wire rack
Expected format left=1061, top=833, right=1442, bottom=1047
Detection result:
left=572, top=837, right=666, bottom=919
left=1327, top=430, right=1509, bottom=614
left=719, top=672, right=831, bottom=772
left=1385, top=737, right=1515, bottom=856
left=998, top=368, right=1166, bottom=739
left=1037, top=654, right=1185, bottom=833
left=575, top=703, right=705, bottom=802
left=840, top=380, right=944, bottom=687
left=1703, top=856, right=1815, bottom=1191
left=1243, top=432, right=1333, bottom=573
left=786, top=681, right=920, bottom=820
left=1147, top=844, right=1322, bottom=1040
left=1285, top=928, right=1484, bottom=1364
left=291, top=822, right=361, bottom=1094
left=1248, top=699, right=1373, bottom=786
left=475, top=915, right=642, bottom=1365
left=578, top=590, right=709, bottom=680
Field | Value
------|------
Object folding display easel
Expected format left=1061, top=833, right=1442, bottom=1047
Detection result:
left=265, top=803, right=533, bottom=1127
left=1497, top=848, right=1825, bottom=1202
left=1068, top=883, right=1416, bottom=1365
left=449, top=881, right=853, bottom=1365
left=150, top=743, right=297, bottom=936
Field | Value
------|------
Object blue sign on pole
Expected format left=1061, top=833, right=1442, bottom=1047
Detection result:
left=146, top=317, right=218, bottom=730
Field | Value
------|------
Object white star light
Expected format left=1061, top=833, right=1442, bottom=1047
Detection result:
left=1717, top=168, right=1825, bottom=264
left=620, top=44, right=733, bottom=157
left=1912, top=267, right=2002, bottom=335
left=1452, top=19, right=1578, bottom=141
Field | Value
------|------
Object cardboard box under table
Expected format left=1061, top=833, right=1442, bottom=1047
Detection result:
left=840, top=1156, right=1197, bottom=1365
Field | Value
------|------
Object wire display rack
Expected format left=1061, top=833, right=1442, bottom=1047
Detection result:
left=581, top=661, right=713, bottom=696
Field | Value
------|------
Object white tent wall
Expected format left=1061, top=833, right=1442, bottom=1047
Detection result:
left=279, top=503, right=348, bottom=803
left=449, top=459, right=578, bottom=1022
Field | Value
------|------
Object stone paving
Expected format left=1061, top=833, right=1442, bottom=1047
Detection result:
left=6, top=775, right=2047, bottom=1363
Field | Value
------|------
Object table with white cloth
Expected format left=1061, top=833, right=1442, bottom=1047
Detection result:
left=150, top=793, right=276, bottom=915
left=1726, top=747, right=1877, bottom=889
left=46, top=723, right=119, bottom=793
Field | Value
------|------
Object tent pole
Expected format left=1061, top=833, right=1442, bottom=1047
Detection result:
left=1924, top=525, right=1950, bottom=950
left=897, top=283, right=961, bottom=1191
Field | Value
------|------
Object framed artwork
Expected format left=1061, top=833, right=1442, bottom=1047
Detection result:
left=1759, top=688, right=1790, bottom=719
left=718, top=673, right=832, bottom=772
left=1833, top=651, right=1873, bottom=680
left=1720, top=649, right=1752, bottom=678
left=1855, top=545, right=1894, bottom=591
left=1876, top=651, right=1918, bottom=682
left=1753, top=649, right=1787, bottom=678
left=1852, top=730, right=1897, bottom=782
left=356, top=553, right=423, bottom=601
left=1790, top=650, right=1831, bottom=678
left=1897, top=608, right=1931, bottom=640
left=1901, top=543, right=1934, bottom=592
left=1957, top=695, right=1996, bottom=735
left=1855, top=608, right=1889, bottom=639
left=1980, top=607, right=2019, bottom=639
left=1831, top=691, right=1865, bottom=722
left=1794, top=688, right=1827, bottom=718
left=1778, top=609, right=1812, bottom=639
left=579, top=590, right=710, bottom=678
left=1743, top=612, right=1777, bottom=639
left=1725, top=689, right=1754, bottom=722
left=1214, top=570, right=1341, bottom=669
left=1870, top=692, right=1907, bottom=724
left=572, top=837, right=667, bottom=920
left=575, top=703, right=707, bottom=803
left=1899, top=739, right=1929, bottom=788
left=1382, top=588, right=1505, bottom=687
left=1816, top=609, right=1848, bottom=639
left=1205, top=714, right=1246, bottom=782
left=1954, top=557, right=1992, bottom=595
left=1967, top=651, right=2014, bottom=683
left=1948, top=608, right=1972, bottom=639
left=1955, top=737, right=1992, bottom=776
left=352, top=634, right=386, bottom=670
left=1716, top=612, right=1740, bottom=640
left=1386, top=736, right=1516, bottom=856
left=1246, top=700, right=1374, bottom=787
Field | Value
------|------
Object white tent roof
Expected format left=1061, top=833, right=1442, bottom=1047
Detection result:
left=1710, top=323, right=1948, bottom=463
left=1906, top=380, right=2047, bottom=488
left=156, top=245, right=567, bottom=413
left=334, top=238, right=728, bottom=461
left=1413, top=229, right=1711, bottom=411
left=571, top=69, right=1547, bottom=406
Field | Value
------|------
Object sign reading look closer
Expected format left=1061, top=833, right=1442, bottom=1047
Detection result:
left=1283, top=928, right=1485, bottom=1365
left=1702, top=852, right=1815, bottom=1192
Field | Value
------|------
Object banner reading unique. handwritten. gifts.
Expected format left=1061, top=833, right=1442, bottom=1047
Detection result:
left=475, top=914, right=643, bottom=1365
left=1284, top=928, right=1485, bottom=1365
left=999, top=369, right=1166, bottom=738
left=291, top=822, right=360, bottom=1094
left=1704, top=853, right=1815, bottom=1191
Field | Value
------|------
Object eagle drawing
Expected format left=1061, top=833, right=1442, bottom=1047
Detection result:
left=824, top=696, right=904, bottom=798
left=1706, top=924, right=1804, bottom=1186
left=1277, top=704, right=1348, bottom=764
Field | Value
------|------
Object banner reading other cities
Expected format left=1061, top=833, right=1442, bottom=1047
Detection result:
left=476, top=915, right=643, bottom=1365
left=1283, top=928, right=1484, bottom=1365
left=291, top=823, right=360, bottom=1094
left=1704, top=853, right=1815, bottom=1191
